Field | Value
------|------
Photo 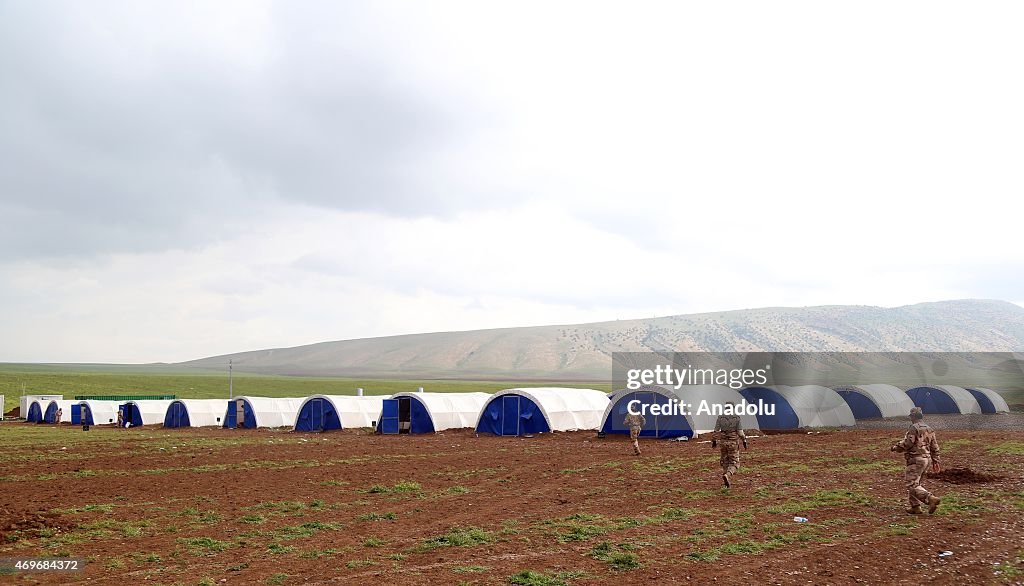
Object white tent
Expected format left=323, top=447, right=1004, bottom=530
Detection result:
left=227, top=396, right=307, bottom=428
left=164, top=399, right=227, bottom=428
left=965, top=387, right=1010, bottom=413
left=776, top=385, right=856, bottom=427
left=475, top=388, right=609, bottom=435
left=601, top=385, right=759, bottom=438
left=121, top=400, right=175, bottom=427
left=739, top=385, right=855, bottom=429
left=378, top=392, right=492, bottom=433
left=837, top=384, right=917, bottom=419
left=77, top=400, right=121, bottom=425
left=21, top=395, right=62, bottom=419
left=293, top=395, right=385, bottom=431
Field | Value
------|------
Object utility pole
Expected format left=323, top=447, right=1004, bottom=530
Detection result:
left=229, top=358, right=233, bottom=400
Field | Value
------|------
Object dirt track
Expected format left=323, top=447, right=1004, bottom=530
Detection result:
left=1, top=423, right=1022, bottom=585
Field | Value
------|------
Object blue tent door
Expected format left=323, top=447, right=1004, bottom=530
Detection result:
left=311, top=399, right=325, bottom=432
left=501, top=395, right=520, bottom=435
left=380, top=399, right=399, bottom=434
left=71, top=404, right=81, bottom=425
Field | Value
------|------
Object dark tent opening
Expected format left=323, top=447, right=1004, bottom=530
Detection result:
left=120, top=403, right=145, bottom=427
left=835, top=390, right=883, bottom=419
left=379, top=396, right=434, bottom=434
left=738, top=387, right=799, bottom=430
left=600, top=390, right=692, bottom=439
left=44, top=402, right=61, bottom=424
left=475, top=394, right=550, bottom=436
left=295, top=398, right=342, bottom=432
left=26, top=402, right=42, bottom=423
left=223, top=398, right=257, bottom=429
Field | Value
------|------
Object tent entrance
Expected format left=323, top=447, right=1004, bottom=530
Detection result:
left=398, top=398, right=412, bottom=434
left=236, top=399, right=246, bottom=428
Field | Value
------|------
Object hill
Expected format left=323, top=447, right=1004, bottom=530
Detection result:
left=179, top=299, right=1024, bottom=380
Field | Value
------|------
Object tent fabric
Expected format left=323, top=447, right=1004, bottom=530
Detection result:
left=21, top=395, right=63, bottom=420
left=163, top=399, right=227, bottom=428
left=43, top=400, right=74, bottom=423
left=119, top=400, right=175, bottom=427
left=475, top=388, right=609, bottom=436
left=964, top=388, right=1010, bottom=414
left=26, top=401, right=43, bottom=423
left=738, top=385, right=855, bottom=430
left=77, top=401, right=121, bottom=426
left=836, top=384, right=917, bottom=419
left=601, top=385, right=759, bottom=439
left=224, top=396, right=306, bottom=428
left=294, top=395, right=385, bottom=432
left=905, top=386, right=982, bottom=415
left=379, top=392, right=492, bottom=434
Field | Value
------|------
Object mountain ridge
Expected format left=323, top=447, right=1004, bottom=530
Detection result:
left=179, top=299, right=1024, bottom=379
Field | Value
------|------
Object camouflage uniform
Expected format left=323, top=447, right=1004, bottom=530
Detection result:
left=714, top=414, right=746, bottom=488
left=623, top=412, right=646, bottom=455
left=891, top=408, right=941, bottom=514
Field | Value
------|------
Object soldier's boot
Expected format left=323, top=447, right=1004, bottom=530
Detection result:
left=722, top=473, right=731, bottom=488
left=927, top=495, right=941, bottom=515
left=906, top=505, right=922, bottom=515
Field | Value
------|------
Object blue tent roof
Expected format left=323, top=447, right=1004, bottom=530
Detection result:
left=738, top=386, right=799, bottom=430
left=600, top=389, right=692, bottom=439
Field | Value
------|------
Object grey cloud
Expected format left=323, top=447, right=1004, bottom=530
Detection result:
left=0, top=1, right=501, bottom=261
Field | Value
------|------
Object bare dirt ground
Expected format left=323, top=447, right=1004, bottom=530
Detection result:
left=1, top=423, right=1022, bottom=586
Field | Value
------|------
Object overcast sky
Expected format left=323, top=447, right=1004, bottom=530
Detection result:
left=1, top=1, right=1022, bottom=363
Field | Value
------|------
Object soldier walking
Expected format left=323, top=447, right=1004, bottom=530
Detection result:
left=623, top=410, right=646, bottom=456
left=891, top=406, right=941, bottom=514
left=712, top=405, right=747, bottom=488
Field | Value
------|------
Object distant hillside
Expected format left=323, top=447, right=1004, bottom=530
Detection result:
left=179, top=300, right=1024, bottom=380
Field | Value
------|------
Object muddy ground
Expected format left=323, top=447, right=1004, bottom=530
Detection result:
left=0, top=423, right=1022, bottom=585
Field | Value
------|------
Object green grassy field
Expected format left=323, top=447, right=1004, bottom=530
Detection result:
left=0, top=364, right=612, bottom=415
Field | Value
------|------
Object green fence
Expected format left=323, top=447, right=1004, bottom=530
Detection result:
left=74, top=395, right=177, bottom=401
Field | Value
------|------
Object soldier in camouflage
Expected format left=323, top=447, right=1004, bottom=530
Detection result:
left=623, top=411, right=646, bottom=456
left=891, top=407, right=942, bottom=514
left=712, top=404, right=747, bottom=488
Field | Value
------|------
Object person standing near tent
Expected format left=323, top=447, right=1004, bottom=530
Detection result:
left=623, top=410, right=646, bottom=456
left=55, top=408, right=62, bottom=424
left=116, top=408, right=124, bottom=429
left=890, top=407, right=942, bottom=514
left=711, top=404, right=747, bottom=488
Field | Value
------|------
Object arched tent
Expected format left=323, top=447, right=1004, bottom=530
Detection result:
left=293, top=395, right=385, bottom=432
left=378, top=392, right=491, bottom=434
left=119, top=400, right=174, bottom=428
left=600, top=385, right=759, bottom=439
left=475, top=388, right=609, bottom=436
left=738, top=385, right=855, bottom=430
left=963, top=388, right=1010, bottom=414
left=43, top=400, right=74, bottom=424
left=224, top=396, right=306, bottom=429
left=835, top=385, right=916, bottom=419
left=26, top=400, right=44, bottom=423
left=163, top=399, right=227, bottom=428
left=77, top=401, right=121, bottom=426
left=905, top=385, right=981, bottom=415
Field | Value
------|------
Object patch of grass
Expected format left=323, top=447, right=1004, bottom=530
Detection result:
left=227, top=562, right=249, bottom=571
left=240, top=514, right=266, bottom=524
left=176, top=536, right=232, bottom=556
left=589, top=541, right=641, bottom=571
left=273, top=521, right=341, bottom=540
left=987, top=441, right=1024, bottom=456
left=366, top=481, right=422, bottom=494
left=507, top=570, right=568, bottom=586
left=267, top=543, right=295, bottom=555
left=267, top=574, right=289, bottom=585
left=934, top=492, right=989, bottom=516
left=446, top=486, right=471, bottom=494
left=345, top=559, right=376, bottom=569
left=416, top=527, right=494, bottom=552
left=631, top=458, right=692, bottom=474
left=886, top=522, right=917, bottom=536
left=454, top=565, right=491, bottom=573
left=362, top=537, right=387, bottom=547
left=355, top=512, right=397, bottom=521
left=764, top=489, right=873, bottom=515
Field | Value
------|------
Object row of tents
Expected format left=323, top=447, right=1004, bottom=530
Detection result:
left=21, top=383, right=1009, bottom=438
